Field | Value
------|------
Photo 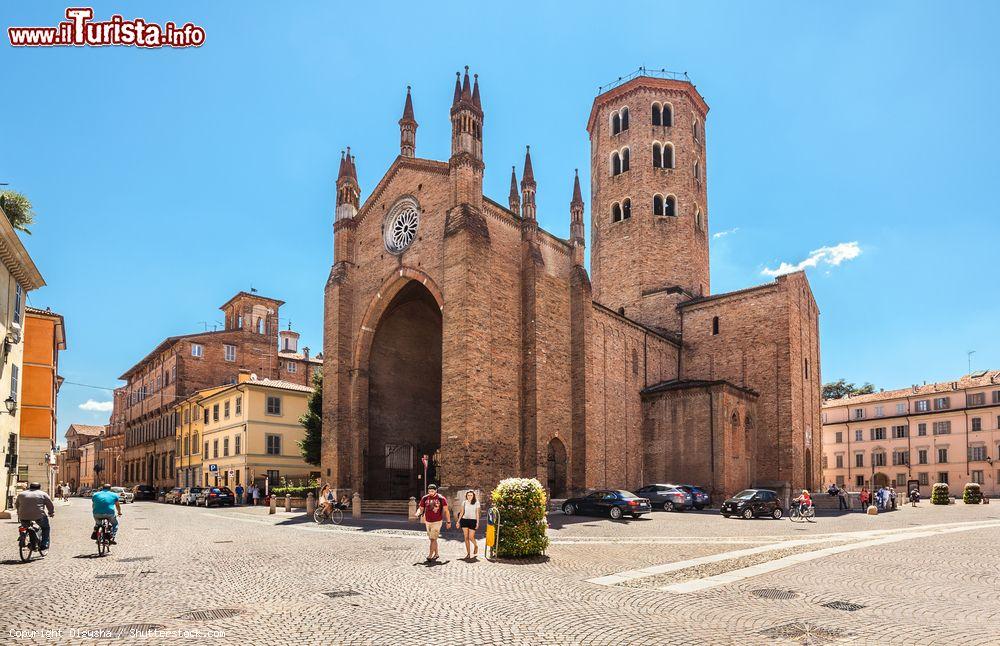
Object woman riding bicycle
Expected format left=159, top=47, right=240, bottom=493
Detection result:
left=318, top=484, right=335, bottom=516
left=793, top=489, right=812, bottom=516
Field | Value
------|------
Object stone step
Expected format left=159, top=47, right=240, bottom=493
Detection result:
left=362, top=500, right=411, bottom=515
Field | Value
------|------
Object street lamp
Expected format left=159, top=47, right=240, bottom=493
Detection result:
left=4, top=396, right=17, bottom=415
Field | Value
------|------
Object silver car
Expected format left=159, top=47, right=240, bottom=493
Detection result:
left=635, top=484, right=693, bottom=511
left=110, top=486, right=134, bottom=504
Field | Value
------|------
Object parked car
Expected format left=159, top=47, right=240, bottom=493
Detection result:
left=561, top=490, right=652, bottom=520
left=78, top=487, right=93, bottom=498
left=721, top=489, right=783, bottom=519
left=110, top=486, right=134, bottom=504
left=180, top=487, right=204, bottom=505
left=131, top=485, right=157, bottom=501
left=164, top=487, right=185, bottom=504
left=635, top=484, right=692, bottom=511
left=196, top=486, right=236, bottom=507
left=675, top=484, right=711, bottom=510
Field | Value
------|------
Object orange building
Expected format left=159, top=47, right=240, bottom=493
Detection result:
left=18, top=306, right=66, bottom=495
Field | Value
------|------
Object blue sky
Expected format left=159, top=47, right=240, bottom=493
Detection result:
left=3, top=1, right=998, bottom=444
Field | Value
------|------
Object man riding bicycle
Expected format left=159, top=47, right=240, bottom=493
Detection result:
left=793, top=489, right=812, bottom=516
left=15, top=483, right=54, bottom=550
left=91, top=484, right=122, bottom=544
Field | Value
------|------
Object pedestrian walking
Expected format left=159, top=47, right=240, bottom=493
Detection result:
left=251, top=484, right=261, bottom=506
left=889, top=487, right=897, bottom=510
left=235, top=484, right=244, bottom=506
left=837, top=486, right=849, bottom=510
left=416, top=484, right=451, bottom=561
left=456, top=490, right=481, bottom=559
left=859, top=487, right=870, bottom=511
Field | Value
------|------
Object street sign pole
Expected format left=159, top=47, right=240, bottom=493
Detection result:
left=422, top=454, right=429, bottom=494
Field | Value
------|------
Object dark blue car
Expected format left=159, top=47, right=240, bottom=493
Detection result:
left=561, top=490, right=652, bottom=520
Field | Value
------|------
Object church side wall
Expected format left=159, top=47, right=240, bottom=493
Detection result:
left=585, top=306, right=678, bottom=491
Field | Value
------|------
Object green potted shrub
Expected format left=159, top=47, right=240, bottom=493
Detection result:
left=491, top=478, right=549, bottom=558
left=963, top=483, right=983, bottom=504
left=931, top=482, right=950, bottom=505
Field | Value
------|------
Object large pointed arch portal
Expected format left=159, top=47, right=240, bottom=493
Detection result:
left=364, top=279, right=443, bottom=499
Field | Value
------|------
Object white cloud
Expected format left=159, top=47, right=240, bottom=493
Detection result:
left=761, top=241, right=861, bottom=277
left=79, top=399, right=113, bottom=412
left=713, top=227, right=739, bottom=239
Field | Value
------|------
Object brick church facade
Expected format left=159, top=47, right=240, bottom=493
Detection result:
left=322, top=69, right=821, bottom=503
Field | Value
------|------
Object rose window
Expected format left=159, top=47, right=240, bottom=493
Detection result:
left=384, top=202, right=420, bottom=254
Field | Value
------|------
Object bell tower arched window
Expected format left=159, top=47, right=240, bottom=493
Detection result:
left=664, top=195, right=677, bottom=217
left=663, top=104, right=673, bottom=127
left=621, top=147, right=630, bottom=172
left=611, top=152, right=621, bottom=176
left=652, top=143, right=662, bottom=168
left=653, top=194, right=664, bottom=216
left=620, top=107, right=629, bottom=131
left=712, top=316, right=719, bottom=335
left=612, top=202, right=622, bottom=223
left=612, top=112, right=621, bottom=135
left=622, top=198, right=632, bottom=220
left=652, top=103, right=662, bottom=126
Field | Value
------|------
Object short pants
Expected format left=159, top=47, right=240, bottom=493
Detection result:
left=425, top=520, right=442, bottom=539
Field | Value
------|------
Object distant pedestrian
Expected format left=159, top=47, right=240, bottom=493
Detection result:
left=235, top=484, right=244, bottom=505
left=416, top=484, right=451, bottom=561
left=837, top=486, right=849, bottom=510
left=889, top=487, right=897, bottom=511
left=60, top=482, right=70, bottom=502
left=456, top=490, right=481, bottom=559
left=251, top=485, right=261, bottom=506
left=859, top=487, right=870, bottom=511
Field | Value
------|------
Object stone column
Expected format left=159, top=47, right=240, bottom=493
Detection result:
left=284, top=494, right=291, bottom=512
left=352, top=492, right=361, bottom=519
left=408, top=497, right=417, bottom=521
left=306, top=492, right=315, bottom=514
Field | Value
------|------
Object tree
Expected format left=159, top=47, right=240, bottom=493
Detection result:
left=822, top=379, right=876, bottom=400
left=0, top=190, right=36, bottom=234
left=298, top=370, right=322, bottom=466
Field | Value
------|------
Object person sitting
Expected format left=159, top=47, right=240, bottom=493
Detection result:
left=91, top=483, right=122, bottom=544
left=15, top=483, right=54, bottom=550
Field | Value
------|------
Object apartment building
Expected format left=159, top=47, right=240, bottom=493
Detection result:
left=822, top=370, right=1000, bottom=496
left=18, top=306, right=66, bottom=494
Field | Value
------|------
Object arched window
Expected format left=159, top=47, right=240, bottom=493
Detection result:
left=621, top=147, right=630, bottom=172
left=622, top=198, right=631, bottom=220
left=664, top=195, right=677, bottom=217
left=694, top=160, right=700, bottom=180
left=611, top=152, right=621, bottom=176
left=612, top=202, right=622, bottom=223
left=652, top=142, right=662, bottom=168
left=651, top=103, right=662, bottom=126
left=256, top=318, right=264, bottom=334
left=663, top=143, right=674, bottom=169
left=621, top=107, right=629, bottom=131
left=663, top=104, right=673, bottom=127
left=696, top=208, right=703, bottom=231
left=712, top=316, right=719, bottom=335
left=653, top=194, right=664, bottom=216
left=612, top=112, right=621, bottom=135
left=692, top=118, right=700, bottom=140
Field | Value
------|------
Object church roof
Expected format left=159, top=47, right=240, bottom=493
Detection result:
left=641, top=379, right=758, bottom=398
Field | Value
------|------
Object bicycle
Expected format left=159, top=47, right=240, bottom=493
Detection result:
left=789, top=503, right=816, bottom=523
left=313, top=503, right=345, bottom=525
left=94, top=518, right=114, bottom=556
left=17, top=520, right=46, bottom=562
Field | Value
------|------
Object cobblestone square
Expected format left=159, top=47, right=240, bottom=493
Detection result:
left=2, top=499, right=999, bottom=645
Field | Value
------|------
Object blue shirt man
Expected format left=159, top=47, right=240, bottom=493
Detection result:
left=91, top=484, right=122, bottom=542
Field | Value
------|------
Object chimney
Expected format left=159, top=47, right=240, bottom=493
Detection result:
left=303, top=346, right=310, bottom=361
left=238, top=369, right=252, bottom=384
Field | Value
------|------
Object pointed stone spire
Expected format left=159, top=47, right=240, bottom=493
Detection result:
left=472, top=74, right=481, bottom=109
left=570, top=169, right=585, bottom=265
left=346, top=146, right=358, bottom=181
left=452, top=72, right=462, bottom=106
left=461, top=66, right=471, bottom=101
left=508, top=166, right=520, bottom=216
left=399, top=86, right=417, bottom=157
left=337, top=150, right=347, bottom=180
left=521, top=146, right=536, bottom=221
left=336, top=147, right=360, bottom=219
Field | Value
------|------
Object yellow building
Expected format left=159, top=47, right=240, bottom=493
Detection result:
left=199, top=373, right=316, bottom=491
left=19, top=307, right=66, bottom=494
left=174, top=385, right=228, bottom=488
left=0, top=200, right=46, bottom=516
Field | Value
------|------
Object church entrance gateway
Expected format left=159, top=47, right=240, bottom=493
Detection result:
left=365, top=281, right=442, bottom=500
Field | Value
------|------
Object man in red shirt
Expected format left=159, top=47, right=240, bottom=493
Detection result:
left=417, top=484, right=451, bottom=561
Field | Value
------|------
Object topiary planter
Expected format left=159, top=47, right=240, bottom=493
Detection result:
left=931, top=482, right=950, bottom=505
left=963, top=483, right=983, bottom=504
left=491, top=478, right=550, bottom=558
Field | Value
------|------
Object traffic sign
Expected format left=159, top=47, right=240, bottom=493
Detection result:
left=209, top=464, right=218, bottom=472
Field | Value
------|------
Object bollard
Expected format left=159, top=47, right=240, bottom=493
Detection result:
left=285, top=494, right=291, bottom=512
left=408, top=497, right=417, bottom=521
left=352, top=492, right=361, bottom=519
left=306, top=492, right=316, bottom=515
left=269, top=494, right=276, bottom=515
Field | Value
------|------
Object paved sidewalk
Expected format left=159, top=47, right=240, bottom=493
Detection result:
left=1, top=499, right=997, bottom=644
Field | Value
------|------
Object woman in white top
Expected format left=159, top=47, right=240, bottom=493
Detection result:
left=456, top=490, right=481, bottom=559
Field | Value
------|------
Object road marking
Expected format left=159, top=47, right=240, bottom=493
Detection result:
left=586, top=519, right=1000, bottom=588
left=659, top=520, right=1000, bottom=594
left=587, top=539, right=826, bottom=586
